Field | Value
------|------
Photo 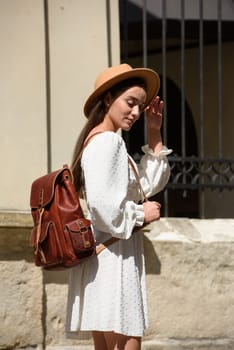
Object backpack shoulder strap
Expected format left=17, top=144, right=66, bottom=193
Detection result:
left=83, top=131, right=104, bottom=147
left=71, top=131, right=104, bottom=172
left=127, top=156, right=148, bottom=203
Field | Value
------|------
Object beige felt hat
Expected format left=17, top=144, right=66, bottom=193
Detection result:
left=83, top=63, right=160, bottom=117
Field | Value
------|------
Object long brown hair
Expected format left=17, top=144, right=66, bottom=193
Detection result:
left=71, top=77, right=146, bottom=195
left=71, top=101, right=106, bottom=195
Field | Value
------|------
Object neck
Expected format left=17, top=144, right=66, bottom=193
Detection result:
left=95, top=115, right=118, bottom=133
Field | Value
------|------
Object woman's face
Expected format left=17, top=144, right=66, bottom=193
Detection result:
left=104, top=86, right=147, bottom=131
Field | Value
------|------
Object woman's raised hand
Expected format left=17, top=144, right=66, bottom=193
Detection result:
left=145, top=96, right=164, bottom=131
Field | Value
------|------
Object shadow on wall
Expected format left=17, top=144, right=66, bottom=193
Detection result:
left=0, top=226, right=70, bottom=284
left=144, top=235, right=161, bottom=275
left=0, top=227, right=33, bottom=262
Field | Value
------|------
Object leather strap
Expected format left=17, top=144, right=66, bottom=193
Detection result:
left=83, top=131, right=104, bottom=148
left=71, top=131, right=103, bottom=173
left=127, top=156, right=148, bottom=203
left=95, top=236, right=120, bottom=255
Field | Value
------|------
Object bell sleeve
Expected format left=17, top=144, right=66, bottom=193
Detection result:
left=137, top=144, right=173, bottom=198
left=81, top=132, right=145, bottom=239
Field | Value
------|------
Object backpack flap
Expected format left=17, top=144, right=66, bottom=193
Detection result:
left=30, top=166, right=70, bottom=209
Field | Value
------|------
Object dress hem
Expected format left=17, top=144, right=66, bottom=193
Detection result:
left=66, top=327, right=145, bottom=338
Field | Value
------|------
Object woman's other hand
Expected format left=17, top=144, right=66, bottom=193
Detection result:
left=143, top=200, right=161, bottom=223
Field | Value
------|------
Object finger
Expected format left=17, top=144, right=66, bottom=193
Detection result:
left=158, top=100, right=164, bottom=114
left=152, top=97, right=163, bottom=114
left=154, top=95, right=160, bottom=105
left=148, top=96, right=159, bottom=109
left=154, top=201, right=161, bottom=208
left=153, top=96, right=160, bottom=110
left=145, top=96, right=163, bottom=116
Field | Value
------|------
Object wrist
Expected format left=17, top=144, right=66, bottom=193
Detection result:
left=148, top=131, right=162, bottom=145
left=148, top=137, right=163, bottom=154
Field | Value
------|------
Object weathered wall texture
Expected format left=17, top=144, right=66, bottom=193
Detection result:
left=1, top=212, right=234, bottom=350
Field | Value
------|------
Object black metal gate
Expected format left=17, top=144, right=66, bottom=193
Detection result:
left=119, top=0, right=234, bottom=218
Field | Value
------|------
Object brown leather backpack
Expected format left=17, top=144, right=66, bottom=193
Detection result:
left=30, top=164, right=119, bottom=270
left=30, top=165, right=97, bottom=269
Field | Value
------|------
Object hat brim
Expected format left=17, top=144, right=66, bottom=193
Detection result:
left=84, top=68, right=160, bottom=117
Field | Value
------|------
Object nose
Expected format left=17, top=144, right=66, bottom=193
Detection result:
left=131, top=105, right=141, bottom=118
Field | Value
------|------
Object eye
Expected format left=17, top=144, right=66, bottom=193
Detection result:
left=127, top=100, right=135, bottom=108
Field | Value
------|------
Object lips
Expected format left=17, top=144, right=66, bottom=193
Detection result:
left=126, top=118, right=135, bottom=125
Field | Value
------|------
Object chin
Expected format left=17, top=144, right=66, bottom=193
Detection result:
left=122, top=127, right=131, bottom=132
left=122, top=124, right=132, bottom=131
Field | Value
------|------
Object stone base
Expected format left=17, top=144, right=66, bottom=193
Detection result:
left=1, top=212, right=234, bottom=349
left=143, top=338, right=234, bottom=350
left=45, top=338, right=234, bottom=350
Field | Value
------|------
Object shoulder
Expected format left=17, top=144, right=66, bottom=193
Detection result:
left=84, top=131, right=126, bottom=154
left=82, top=131, right=128, bottom=171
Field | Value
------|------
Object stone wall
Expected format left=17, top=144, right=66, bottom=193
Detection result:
left=1, top=212, right=234, bottom=350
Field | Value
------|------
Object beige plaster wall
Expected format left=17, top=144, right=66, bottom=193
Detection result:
left=48, top=0, right=120, bottom=170
left=0, top=0, right=47, bottom=210
left=0, top=0, right=120, bottom=211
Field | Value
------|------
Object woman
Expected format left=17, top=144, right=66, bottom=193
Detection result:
left=66, top=63, right=172, bottom=350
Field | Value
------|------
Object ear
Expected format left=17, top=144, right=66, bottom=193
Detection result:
left=103, top=92, right=113, bottom=108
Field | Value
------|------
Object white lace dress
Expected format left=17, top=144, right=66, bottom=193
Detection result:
left=66, top=131, right=171, bottom=337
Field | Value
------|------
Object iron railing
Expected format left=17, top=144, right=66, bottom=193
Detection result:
left=168, top=156, right=234, bottom=190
